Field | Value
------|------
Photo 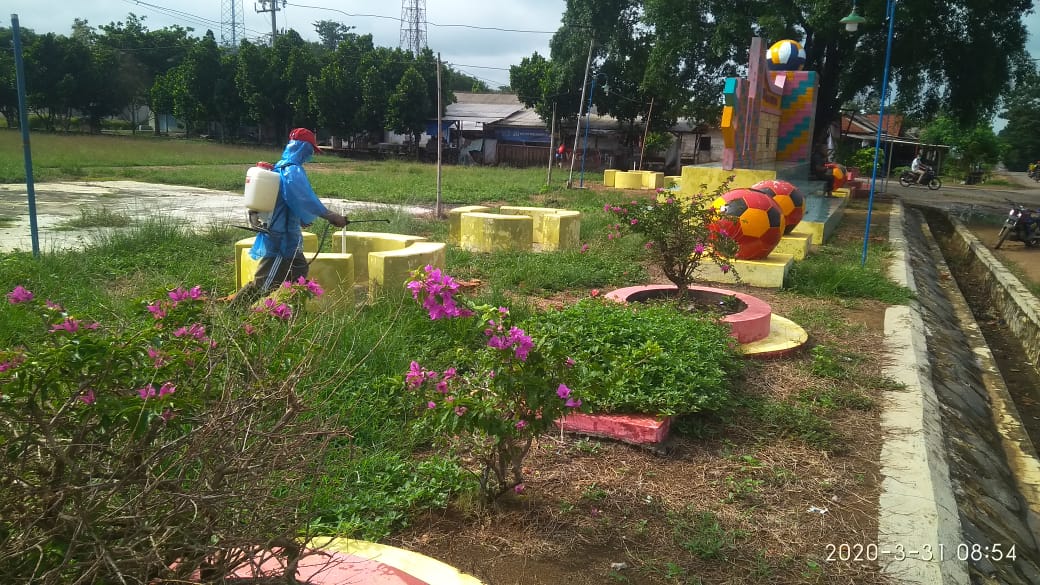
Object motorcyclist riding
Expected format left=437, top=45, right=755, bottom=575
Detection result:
left=911, top=154, right=931, bottom=185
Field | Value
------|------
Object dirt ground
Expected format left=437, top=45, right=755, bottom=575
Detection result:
left=393, top=204, right=896, bottom=585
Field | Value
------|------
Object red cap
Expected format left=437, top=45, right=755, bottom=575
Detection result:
left=288, top=128, right=322, bottom=153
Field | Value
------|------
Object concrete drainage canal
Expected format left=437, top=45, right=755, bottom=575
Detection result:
left=898, top=203, right=1040, bottom=583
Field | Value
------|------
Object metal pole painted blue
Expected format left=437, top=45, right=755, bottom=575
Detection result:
left=861, top=0, right=896, bottom=267
left=11, top=14, right=40, bottom=258
left=579, top=77, right=596, bottom=189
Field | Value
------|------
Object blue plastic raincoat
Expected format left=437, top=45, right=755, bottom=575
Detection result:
left=248, top=140, right=330, bottom=260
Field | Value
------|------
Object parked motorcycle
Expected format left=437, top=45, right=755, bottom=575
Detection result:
left=898, top=168, right=942, bottom=190
left=994, top=202, right=1040, bottom=249
left=1028, top=168, right=1040, bottom=182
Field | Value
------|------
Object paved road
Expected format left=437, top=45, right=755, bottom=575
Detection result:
left=888, top=170, right=1040, bottom=217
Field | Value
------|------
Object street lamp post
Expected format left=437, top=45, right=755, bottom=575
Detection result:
left=844, top=0, right=896, bottom=267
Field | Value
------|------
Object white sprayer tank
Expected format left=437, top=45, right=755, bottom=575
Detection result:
left=244, top=162, right=280, bottom=212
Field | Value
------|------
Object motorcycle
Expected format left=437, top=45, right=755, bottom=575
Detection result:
left=1028, top=167, right=1040, bottom=182
left=994, top=202, right=1040, bottom=249
left=898, top=168, right=942, bottom=190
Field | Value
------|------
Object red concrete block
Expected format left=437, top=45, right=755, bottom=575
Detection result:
left=556, top=412, right=673, bottom=444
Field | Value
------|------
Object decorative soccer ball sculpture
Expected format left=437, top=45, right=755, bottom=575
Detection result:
left=710, top=188, right=786, bottom=260
left=767, top=39, right=806, bottom=71
left=825, top=162, right=848, bottom=190
left=750, top=179, right=805, bottom=234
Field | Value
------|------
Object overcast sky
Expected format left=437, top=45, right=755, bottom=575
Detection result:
left=7, top=1, right=1040, bottom=125
left=7, top=0, right=565, bottom=89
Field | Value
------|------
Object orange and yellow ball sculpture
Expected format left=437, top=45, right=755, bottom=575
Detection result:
left=710, top=188, right=786, bottom=260
left=750, top=179, right=805, bottom=234
left=825, top=162, right=848, bottom=190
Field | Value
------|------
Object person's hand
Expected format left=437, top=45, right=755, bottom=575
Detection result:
left=323, top=211, right=348, bottom=227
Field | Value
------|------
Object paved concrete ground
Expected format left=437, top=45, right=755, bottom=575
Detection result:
left=0, top=181, right=430, bottom=254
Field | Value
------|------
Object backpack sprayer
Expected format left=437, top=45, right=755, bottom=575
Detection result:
left=238, top=161, right=390, bottom=234
left=238, top=162, right=391, bottom=263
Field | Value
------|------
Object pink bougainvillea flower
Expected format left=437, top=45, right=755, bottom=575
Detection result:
left=146, top=302, right=167, bottom=320
left=45, top=299, right=64, bottom=312
left=603, top=203, right=612, bottom=212
left=694, top=243, right=706, bottom=254
left=7, top=285, right=33, bottom=304
left=50, top=318, right=89, bottom=334
left=556, top=384, right=572, bottom=399
left=454, top=406, right=468, bottom=416
left=590, top=289, right=600, bottom=298
left=160, top=408, right=175, bottom=422
left=565, top=397, right=582, bottom=408
left=630, top=218, right=638, bottom=225
left=515, top=419, right=528, bottom=430
left=565, top=357, right=576, bottom=368
left=158, top=382, right=176, bottom=398
left=79, top=389, right=96, bottom=405
left=242, top=323, right=256, bottom=335
left=137, top=384, right=157, bottom=400
left=580, top=243, right=590, bottom=253
left=721, top=264, right=732, bottom=274
left=442, top=367, right=457, bottom=380
left=436, top=380, right=449, bottom=393
left=426, top=401, right=437, bottom=409
left=147, top=347, right=167, bottom=368
left=666, top=197, right=675, bottom=204
left=406, top=361, right=425, bottom=389
left=645, top=241, right=654, bottom=249
left=270, top=299, right=291, bottom=318
left=514, top=483, right=525, bottom=494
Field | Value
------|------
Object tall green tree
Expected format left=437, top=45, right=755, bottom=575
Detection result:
left=921, top=114, right=1001, bottom=177
left=386, top=66, right=432, bottom=152
left=0, top=27, right=26, bottom=128
left=998, top=69, right=1040, bottom=171
left=515, top=0, right=1031, bottom=157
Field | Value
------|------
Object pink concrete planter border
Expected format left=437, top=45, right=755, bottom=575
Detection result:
left=555, top=412, right=672, bottom=445
left=604, top=284, right=772, bottom=344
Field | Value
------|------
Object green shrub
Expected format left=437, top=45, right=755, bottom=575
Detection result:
left=527, top=299, right=741, bottom=415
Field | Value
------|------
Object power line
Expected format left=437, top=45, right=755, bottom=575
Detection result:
left=287, top=2, right=559, bottom=34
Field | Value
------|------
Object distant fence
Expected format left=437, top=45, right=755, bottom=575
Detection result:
left=496, top=144, right=552, bottom=167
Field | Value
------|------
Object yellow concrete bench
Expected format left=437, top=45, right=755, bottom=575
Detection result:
left=459, top=212, right=534, bottom=253
left=447, top=205, right=491, bottom=243
left=333, top=230, right=427, bottom=280
left=235, top=233, right=318, bottom=289
left=369, top=241, right=447, bottom=294
left=498, top=206, right=582, bottom=251
left=612, top=170, right=664, bottom=190
left=306, top=252, right=356, bottom=307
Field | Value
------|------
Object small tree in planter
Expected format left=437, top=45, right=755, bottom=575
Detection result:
left=607, top=181, right=739, bottom=298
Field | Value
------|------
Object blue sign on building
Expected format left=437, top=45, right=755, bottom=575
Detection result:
left=495, top=127, right=551, bottom=144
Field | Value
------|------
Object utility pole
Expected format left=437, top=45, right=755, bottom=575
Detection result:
left=638, top=97, right=654, bottom=170
left=567, top=38, right=594, bottom=189
left=255, top=0, right=285, bottom=43
left=436, top=53, right=443, bottom=218
left=546, top=102, right=557, bottom=186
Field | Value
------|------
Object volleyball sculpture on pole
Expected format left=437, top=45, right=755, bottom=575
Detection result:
left=766, top=39, right=806, bottom=71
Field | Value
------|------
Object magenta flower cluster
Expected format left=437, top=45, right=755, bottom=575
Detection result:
left=485, top=314, right=534, bottom=362
left=407, top=265, right=473, bottom=320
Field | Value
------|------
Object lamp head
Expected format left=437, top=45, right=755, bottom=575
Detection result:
left=840, top=5, right=867, bottom=32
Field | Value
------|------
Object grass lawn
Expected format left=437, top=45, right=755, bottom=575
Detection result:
left=0, top=133, right=908, bottom=584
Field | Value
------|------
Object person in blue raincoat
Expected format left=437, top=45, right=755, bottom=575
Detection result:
left=231, top=128, right=347, bottom=307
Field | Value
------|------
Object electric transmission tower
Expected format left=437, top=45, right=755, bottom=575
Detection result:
left=399, top=0, right=428, bottom=55
left=221, top=0, right=245, bottom=48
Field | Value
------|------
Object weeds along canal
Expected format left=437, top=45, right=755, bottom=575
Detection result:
left=905, top=204, right=1040, bottom=583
